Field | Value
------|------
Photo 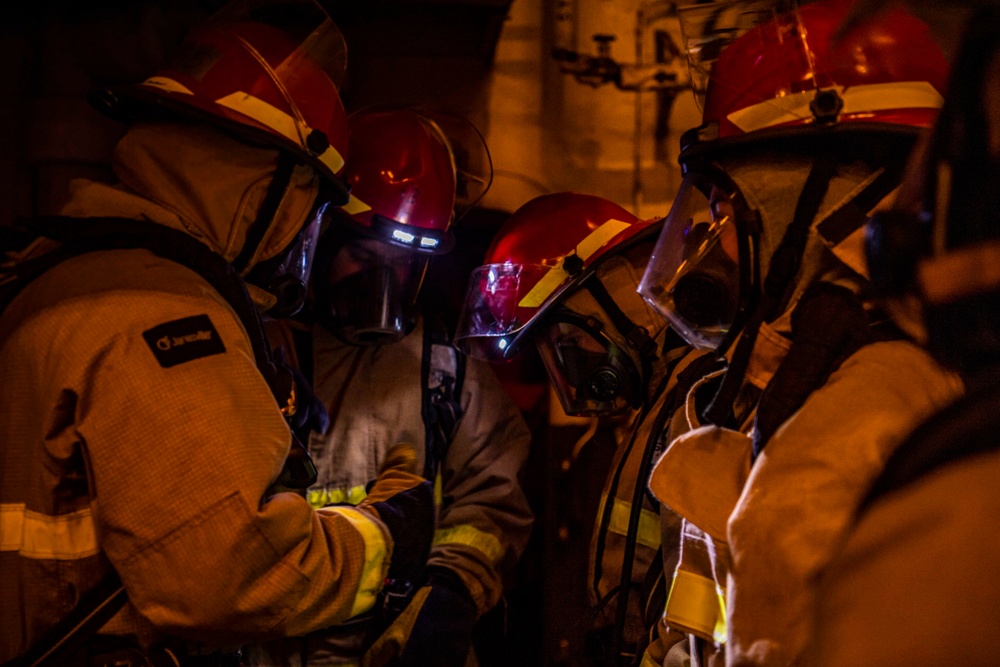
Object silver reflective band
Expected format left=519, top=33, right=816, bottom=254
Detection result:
left=0, top=503, right=100, bottom=559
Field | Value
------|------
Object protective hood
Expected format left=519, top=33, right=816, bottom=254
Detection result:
left=718, top=150, right=886, bottom=333
left=62, top=120, right=320, bottom=276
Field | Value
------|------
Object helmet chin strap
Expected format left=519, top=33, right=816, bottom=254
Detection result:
left=583, top=274, right=659, bottom=399
left=701, top=153, right=839, bottom=426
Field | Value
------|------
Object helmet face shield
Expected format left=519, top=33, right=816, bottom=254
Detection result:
left=535, top=311, right=640, bottom=416
left=275, top=201, right=325, bottom=287
left=315, top=234, right=428, bottom=345
left=639, top=177, right=742, bottom=350
left=454, top=262, right=554, bottom=362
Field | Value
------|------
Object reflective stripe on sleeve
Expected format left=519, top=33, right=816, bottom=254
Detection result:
left=605, top=495, right=661, bottom=550
left=664, top=568, right=727, bottom=644
left=316, top=505, right=388, bottom=617
left=307, top=484, right=368, bottom=509
left=0, top=503, right=100, bottom=559
left=432, top=524, right=504, bottom=565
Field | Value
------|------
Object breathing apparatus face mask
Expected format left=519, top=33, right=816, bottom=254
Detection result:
left=245, top=198, right=327, bottom=318
left=534, top=309, right=642, bottom=416
left=639, top=178, right=743, bottom=350
left=314, top=230, right=428, bottom=345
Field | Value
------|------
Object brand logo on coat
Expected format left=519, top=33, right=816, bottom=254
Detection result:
left=143, top=314, right=226, bottom=368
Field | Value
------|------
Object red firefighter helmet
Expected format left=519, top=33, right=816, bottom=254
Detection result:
left=93, top=0, right=351, bottom=205
left=337, top=108, right=459, bottom=253
left=455, top=192, right=658, bottom=362
left=678, top=0, right=950, bottom=144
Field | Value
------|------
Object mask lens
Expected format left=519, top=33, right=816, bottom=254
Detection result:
left=317, top=237, right=427, bottom=345
left=536, top=318, right=632, bottom=416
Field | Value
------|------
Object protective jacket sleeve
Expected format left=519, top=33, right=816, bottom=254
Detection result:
left=428, top=355, right=535, bottom=614
left=3, top=252, right=396, bottom=647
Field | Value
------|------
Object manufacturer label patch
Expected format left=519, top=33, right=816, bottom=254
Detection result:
left=142, top=314, right=226, bottom=368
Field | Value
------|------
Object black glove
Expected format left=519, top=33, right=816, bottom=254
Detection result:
left=362, top=567, right=478, bottom=667
left=396, top=567, right=478, bottom=667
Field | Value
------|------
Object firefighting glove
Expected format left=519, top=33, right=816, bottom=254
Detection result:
left=362, top=567, right=478, bottom=667
left=357, top=444, right=435, bottom=619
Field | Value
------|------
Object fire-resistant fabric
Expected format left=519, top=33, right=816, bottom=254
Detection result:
left=809, top=448, right=1000, bottom=666
left=247, top=317, right=533, bottom=665
left=0, top=123, right=405, bottom=661
left=643, top=335, right=961, bottom=666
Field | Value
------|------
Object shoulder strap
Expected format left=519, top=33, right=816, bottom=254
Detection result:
left=420, top=308, right=466, bottom=480
left=0, top=216, right=314, bottom=667
left=752, top=282, right=902, bottom=458
left=859, top=368, right=1000, bottom=513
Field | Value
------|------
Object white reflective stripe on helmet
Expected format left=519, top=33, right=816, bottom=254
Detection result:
left=0, top=503, right=100, bottom=559
left=664, top=568, right=728, bottom=644
left=140, top=76, right=194, bottom=96
left=316, top=505, right=388, bottom=616
left=215, top=91, right=346, bottom=173
left=518, top=218, right=634, bottom=308
left=432, top=524, right=504, bottom=565
left=727, top=81, right=944, bottom=134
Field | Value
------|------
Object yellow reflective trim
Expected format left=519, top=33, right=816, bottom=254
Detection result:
left=140, top=76, right=194, bottom=96
left=432, top=525, right=504, bottom=564
left=607, top=496, right=661, bottom=550
left=307, top=485, right=368, bottom=509
left=317, top=505, right=387, bottom=617
left=0, top=503, right=99, bottom=560
left=639, top=650, right=660, bottom=667
left=664, top=568, right=727, bottom=644
left=727, top=81, right=944, bottom=134
left=342, top=194, right=372, bottom=216
left=214, top=92, right=345, bottom=173
left=517, top=218, right=633, bottom=308
left=433, top=472, right=443, bottom=507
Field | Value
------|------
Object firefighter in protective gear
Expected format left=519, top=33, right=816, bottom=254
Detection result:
left=251, top=108, right=533, bottom=667
left=635, top=1, right=963, bottom=665
left=0, top=2, right=436, bottom=664
left=455, top=192, right=698, bottom=666
left=811, top=7, right=1000, bottom=664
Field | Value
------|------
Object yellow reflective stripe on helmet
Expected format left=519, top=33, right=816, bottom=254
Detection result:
left=0, top=503, right=99, bottom=559
left=432, top=525, right=504, bottom=564
left=727, top=81, right=944, bottom=134
left=317, top=505, right=387, bottom=617
left=342, top=194, right=372, bottom=216
left=140, top=76, right=194, bottom=96
left=307, top=485, right=368, bottom=509
left=664, top=568, right=727, bottom=644
left=214, top=91, right=345, bottom=173
left=518, top=218, right=634, bottom=308
left=604, top=495, right=661, bottom=550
